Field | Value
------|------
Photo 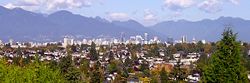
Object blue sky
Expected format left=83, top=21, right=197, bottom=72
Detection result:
left=0, top=0, right=249, bottom=26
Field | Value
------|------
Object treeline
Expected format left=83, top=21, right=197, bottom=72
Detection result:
left=0, top=56, right=65, bottom=82
left=0, top=42, right=105, bottom=83
left=0, top=55, right=103, bottom=83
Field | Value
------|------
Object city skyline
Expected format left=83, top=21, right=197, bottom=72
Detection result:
left=0, top=0, right=249, bottom=26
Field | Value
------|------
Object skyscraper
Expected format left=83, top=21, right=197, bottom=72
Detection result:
left=120, top=32, right=125, bottom=43
left=63, top=37, right=74, bottom=47
left=0, top=40, right=3, bottom=45
left=181, top=36, right=187, bottom=43
left=9, top=39, right=14, bottom=45
left=192, top=37, right=197, bottom=44
left=167, top=37, right=174, bottom=44
left=144, top=33, right=148, bottom=44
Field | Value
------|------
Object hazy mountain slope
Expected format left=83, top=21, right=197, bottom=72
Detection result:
left=150, top=17, right=250, bottom=42
left=0, top=6, right=154, bottom=42
left=1, top=5, right=250, bottom=42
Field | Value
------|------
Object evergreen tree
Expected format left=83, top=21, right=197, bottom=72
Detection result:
left=90, top=62, right=103, bottom=83
left=90, top=42, right=98, bottom=61
left=124, top=57, right=132, bottom=67
left=170, top=60, right=188, bottom=83
left=148, top=43, right=160, bottom=57
left=202, top=28, right=248, bottom=82
left=140, top=61, right=150, bottom=77
left=160, top=67, right=168, bottom=83
left=107, top=60, right=118, bottom=73
left=58, top=55, right=81, bottom=82
left=196, top=53, right=208, bottom=74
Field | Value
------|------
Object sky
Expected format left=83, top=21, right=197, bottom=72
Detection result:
left=0, top=0, right=249, bottom=26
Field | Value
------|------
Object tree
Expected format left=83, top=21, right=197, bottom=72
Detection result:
left=28, top=59, right=66, bottom=83
left=70, top=44, right=78, bottom=52
left=196, top=53, right=208, bottom=74
left=124, top=57, right=132, bottom=67
left=0, top=58, right=65, bottom=83
left=160, top=67, right=169, bottom=83
left=166, top=45, right=177, bottom=59
left=90, top=62, right=103, bottom=83
left=150, top=76, right=159, bottom=83
left=140, top=61, right=150, bottom=77
left=148, top=43, right=160, bottom=57
left=139, top=77, right=150, bottom=83
left=170, top=60, right=188, bottom=83
left=80, top=59, right=90, bottom=76
left=90, top=42, right=98, bottom=61
left=241, top=43, right=250, bottom=71
left=202, top=28, right=248, bottom=82
left=58, top=55, right=81, bottom=82
left=196, top=41, right=204, bottom=52
left=107, top=60, right=118, bottom=73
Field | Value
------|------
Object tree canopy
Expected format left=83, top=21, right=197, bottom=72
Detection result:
left=202, top=28, right=248, bottom=82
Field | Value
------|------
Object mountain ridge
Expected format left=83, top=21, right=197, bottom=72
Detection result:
left=0, top=6, right=250, bottom=42
left=0, top=6, right=160, bottom=42
left=150, top=16, right=250, bottom=42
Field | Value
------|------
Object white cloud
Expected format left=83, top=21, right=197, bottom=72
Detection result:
left=144, top=14, right=156, bottom=21
left=4, top=3, right=16, bottom=9
left=4, top=2, right=40, bottom=11
left=46, top=0, right=91, bottom=11
left=4, top=0, right=92, bottom=12
left=143, top=9, right=157, bottom=26
left=143, top=9, right=157, bottom=23
left=164, top=0, right=194, bottom=11
left=198, top=0, right=240, bottom=13
left=198, top=0, right=222, bottom=13
left=18, top=0, right=40, bottom=6
left=230, top=0, right=240, bottom=5
left=163, top=0, right=239, bottom=14
left=108, top=12, right=130, bottom=21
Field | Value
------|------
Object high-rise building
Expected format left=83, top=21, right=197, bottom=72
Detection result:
left=0, top=40, right=3, bottom=45
left=167, top=37, right=174, bottom=44
left=82, top=39, right=88, bottom=44
left=9, top=39, right=14, bottom=45
left=129, top=36, right=136, bottom=44
left=120, top=32, right=125, bottom=43
left=181, top=36, right=187, bottom=43
left=63, top=37, right=74, bottom=47
left=153, top=36, right=158, bottom=42
left=201, top=40, right=206, bottom=44
left=144, top=33, right=148, bottom=44
left=192, top=37, right=196, bottom=44
left=153, top=36, right=160, bottom=43
left=135, top=35, right=143, bottom=44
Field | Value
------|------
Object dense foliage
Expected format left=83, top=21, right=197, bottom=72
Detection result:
left=0, top=58, right=65, bottom=82
left=202, top=28, right=248, bottom=82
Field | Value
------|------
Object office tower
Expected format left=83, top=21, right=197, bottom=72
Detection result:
left=63, top=37, right=74, bottom=47
left=167, top=37, right=174, bottom=44
left=120, top=32, right=125, bottom=43
left=9, top=39, right=14, bottom=45
left=192, top=37, right=196, bottom=44
left=144, top=33, right=148, bottom=44
left=181, top=36, right=187, bottom=43
left=0, top=40, right=3, bottom=45
left=135, top=35, right=143, bottom=44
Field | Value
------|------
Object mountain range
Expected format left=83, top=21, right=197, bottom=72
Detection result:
left=151, top=17, right=250, bottom=42
left=0, top=6, right=250, bottom=42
